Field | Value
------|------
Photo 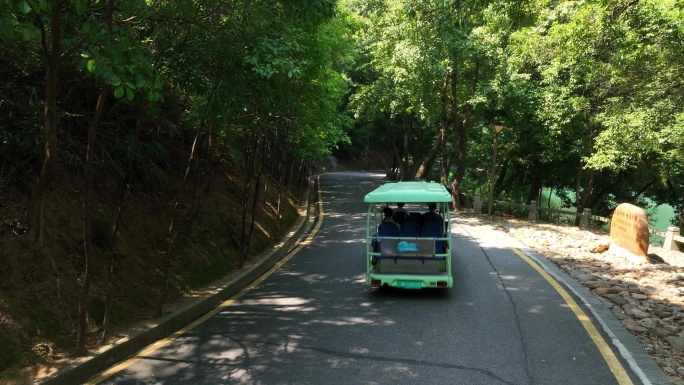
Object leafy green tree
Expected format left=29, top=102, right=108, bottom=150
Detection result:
left=582, top=0, right=684, bottom=227
left=346, top=0, right=451, bottom=182
left=345, top=0, right=517, bottom=209
left=346, top=0, right=683, bottom=225
left=474, top=0, right=684, bottom=226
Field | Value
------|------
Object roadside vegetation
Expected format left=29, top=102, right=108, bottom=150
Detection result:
left=0, top=0, right=350, bottom=380
left=0, top=0, right=683, bottom=382
left=340, top=0, right=684, bottom=227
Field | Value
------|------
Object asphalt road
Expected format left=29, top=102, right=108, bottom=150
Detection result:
left=90, top=172, right=653, bottom=385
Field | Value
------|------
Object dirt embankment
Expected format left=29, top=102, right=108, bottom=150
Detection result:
left=0, top=162, right=307, bottom=384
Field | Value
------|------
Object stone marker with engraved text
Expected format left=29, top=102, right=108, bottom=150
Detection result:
left=609, top=203, right=649, bottom=257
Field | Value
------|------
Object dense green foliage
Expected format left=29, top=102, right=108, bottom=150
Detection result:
left=0, top=0, right=351, bottom=371
left=342, top=0, right=683, bottom=227
left=1, top=0, right=683, bottom=377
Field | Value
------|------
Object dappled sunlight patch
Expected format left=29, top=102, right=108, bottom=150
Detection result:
left=264, top=201, right=278, bottom=216
left=340, top=238, right=365, bottom=243
left=326, top=212, right=354, bottom=219
left=327, top=277, right=362, bottom=284
left=323, top=226, right=362, bottom=235
left=355, top=275, right=368, bottom=284
left=327, top=357, right=353, bottom=368
left=254, top=222, right=269, bottom=239
left=273, top=306, right=317, bottom=313
left=278, top=270, right=304, bottom=277
left=299, top=273, right=328, bottom=283
left=527, top=305, right=545, bottom=314
left=220, top=310, right=247, bottom=316
left=279, top=336, right=303, bottom=353
left=228, top=368, right=253, bottom=383
left=126, top=357, right=192, bottom=382
left=378, top=319, right=396, bottom=326
left=350, top=346, right=371, bottom=354
left=205, top=347, right=245, bottom=361
left=383, top=363, right=418, bottom=378
left=239, top=297, right=311, bottom=307
left=311, top=316, right=376, bottom=326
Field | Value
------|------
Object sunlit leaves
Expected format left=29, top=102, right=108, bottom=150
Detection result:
left=73, top=0, right=88, bottom=15
left=244, top=35, right=305, bottom=79
left=347, top=0, right=452, bottom=124
left=72, top=0, right=163, bottom=102
left=18, top=0, right=30, bottom=13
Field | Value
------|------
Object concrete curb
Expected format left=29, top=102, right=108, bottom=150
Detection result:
left=37, top=178, right=317, bottom=385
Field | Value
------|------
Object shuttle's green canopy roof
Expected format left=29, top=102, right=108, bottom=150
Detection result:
left=364, top=181, right=451, bottom=203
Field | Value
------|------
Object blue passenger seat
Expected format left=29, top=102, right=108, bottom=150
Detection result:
left=399, top=221, right=420, bottom=237
left=376, top=221, right=400, bottom=252
left=392, top=211, right=409, bottom=225
left=378, top=221, right=400, bottom=237
left=421, top=221, right=444, bottom=253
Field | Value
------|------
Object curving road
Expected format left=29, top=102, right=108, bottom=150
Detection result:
left=90, top=172, right=657, bottom=385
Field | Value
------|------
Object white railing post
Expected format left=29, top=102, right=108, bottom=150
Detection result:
left=664, top=226, right=681, bottom=251
left=474, top=195, right=482, bottom=214
left=580, top=208, right=592, bottom=228
left=528, top=200, right=537, bottom=220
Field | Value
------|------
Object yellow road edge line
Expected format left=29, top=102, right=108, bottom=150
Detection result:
left=508, top=246, right=634, bottom=385
left=86, top=176, right=325, bottom=385
left=453, top=215, right=633, bottom=384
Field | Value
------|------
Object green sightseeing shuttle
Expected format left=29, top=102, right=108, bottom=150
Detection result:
left=364, top=181, right=453, bottom=289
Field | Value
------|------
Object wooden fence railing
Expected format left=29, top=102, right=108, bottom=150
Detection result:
left=471, top=195, right=683, bottom=252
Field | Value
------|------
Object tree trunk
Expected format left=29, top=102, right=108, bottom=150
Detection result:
left=679, top=184, right=684, bottom=230
left=77, top=84, right=109, bottom=356
left=439, top=127, right=449, bottom=186
left=157, top=78, right=222, bottom=316
left=401, top=120, right=410, bottom=181
left=180, top=123, right=218, bottom=242
left=451, top=69, right=468, bottom=210
left=101, top=105, right=144, bottom=344
left=247, top=139, right=267, bottom=258
left=239, top=128, right=260, bottom=267
left=387, top=134, right=401, bottom=181
left=158, top=123, right=203, bottom=317
left=575, top=167, right=595, bottom=226
left=438, top=78, right=449, bottom=187
left=526, top=167, right=545, bottom=205
left=28, top=1, right=65, bottom=244
left=275, top=141, right=286, bottom=244
left=415, top=79, right=449, bottom=183
left=79, top=0, right=115, bottom=355
left=628, top=179, right=656, bottom=203
left=413, top=127, right=442, bottom=182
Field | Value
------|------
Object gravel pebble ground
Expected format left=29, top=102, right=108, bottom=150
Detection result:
left=471, top=214, right=684, bottom=384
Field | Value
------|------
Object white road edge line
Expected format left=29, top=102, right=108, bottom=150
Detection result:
left=518, top=248, right=652, bottom=385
